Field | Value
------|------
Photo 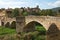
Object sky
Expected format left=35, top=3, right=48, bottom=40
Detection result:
left=0, top=0, right=60, bottom=9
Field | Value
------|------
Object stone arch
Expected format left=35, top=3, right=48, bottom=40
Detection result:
left=1, top=22, right=4, bottom=26
left=23, top=21, right=46, bottom=40
left=47, top=23, right=60, bottom=40
left=10, top=21, right=16, bottom=29
left=5, top=22, right=10, bottom=28
left=47, top=23, right=59, bottom=35
left=23, top=21, right=46, bottom=33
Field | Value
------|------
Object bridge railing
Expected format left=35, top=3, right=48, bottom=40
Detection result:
left=25, top=16, right=60, bottom=21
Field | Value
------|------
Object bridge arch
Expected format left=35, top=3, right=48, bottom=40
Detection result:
left=23, top=21, right=46, bottom=33
left=10, top=21, right=16, bottom=29
left=23, top=21, right=46, bottom=40
left=47, top=23, right=60, bottom=40
left=1, top=22, right=4, bottom=26
left=47, top=23, right=59, bottom=35
left=5, top=22, right=10, bottom=28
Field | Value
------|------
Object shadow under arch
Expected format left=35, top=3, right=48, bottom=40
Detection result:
left=47, top=23, right=60, bottom=35
left=23, top=21, right=46, bottom=40
left=10, top=21, right=16, bottom=29
left=23, top=21, right=46, bottom=33
left=1, top=22, right=4, bottom=26
left=5, top=22, right=10, bottom=28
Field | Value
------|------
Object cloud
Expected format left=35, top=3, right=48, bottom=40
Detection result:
left=0, top=0, right=40, bottom=8
left=0, top=0, right=28, bottom=8
left=48, top=0, right=60, bottom=7
left=1, top=0, right=59, bottom=9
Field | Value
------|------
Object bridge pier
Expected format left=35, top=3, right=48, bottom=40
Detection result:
left=16, top=16, right=25, bottom=34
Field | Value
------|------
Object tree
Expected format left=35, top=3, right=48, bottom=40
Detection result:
left=22, top=12, right=28, bottom=16
left=13, top=8, right=19, bottom=17
left=40, top=9, right=54, bottom=16
left=40, top=10, right=46, bottom=16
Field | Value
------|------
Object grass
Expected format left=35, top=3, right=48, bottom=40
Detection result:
left=0, top=26, right=16, bottom=35
left=0, top=26, right=46, bottom=40
left=0, top=25, right=46, bottom=35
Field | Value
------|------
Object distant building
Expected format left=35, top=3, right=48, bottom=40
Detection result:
left=0, top=5, right=41, bottom=17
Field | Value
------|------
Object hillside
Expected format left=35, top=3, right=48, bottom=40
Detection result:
left=52, top=7, right=60, bottom=12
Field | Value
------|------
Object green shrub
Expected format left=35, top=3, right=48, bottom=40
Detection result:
left=0, top=27, right=16, bottom=35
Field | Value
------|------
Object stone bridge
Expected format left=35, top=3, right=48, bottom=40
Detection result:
left=1, top=17, right=16, bottom=27
left=0, top=16, right=60, bottom=40
left=16, top=16, right=60, bottom=40
left=16, top=16, right=60, bottom=32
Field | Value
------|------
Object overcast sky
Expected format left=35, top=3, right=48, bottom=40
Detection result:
left=0, top=0, right=60, bottom=9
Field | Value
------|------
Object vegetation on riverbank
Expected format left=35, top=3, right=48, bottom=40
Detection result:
left=0, top=26, right=16, bottom=35
left=0, top=25, right=46, bottom=40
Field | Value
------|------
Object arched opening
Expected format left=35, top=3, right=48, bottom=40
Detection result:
left=1, top=22, right=4, bottom=26
left=10, top=21, right=16, bottom=29
left=47, top=23, right=59, bottom=35
left=23, top=21, right=46, bottom=40
left=47, top=23, right=60, bottom=40
left=5, top=22, right=10, bottom=28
